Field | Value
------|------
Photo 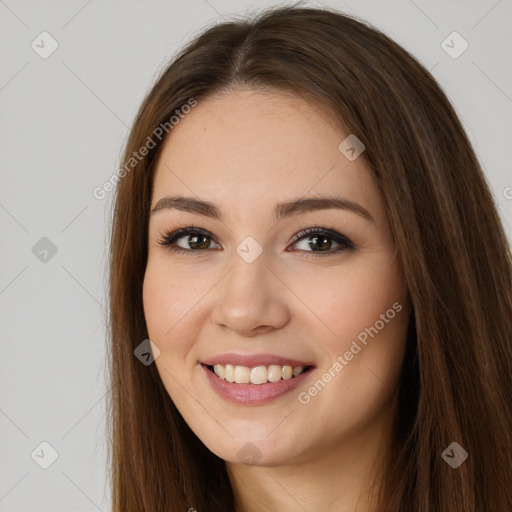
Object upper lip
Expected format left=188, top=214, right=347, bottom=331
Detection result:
left=201, top=353, right=315, bottom=368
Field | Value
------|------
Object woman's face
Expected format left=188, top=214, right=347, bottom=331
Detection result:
left=143, top=88, right=411, bottom=466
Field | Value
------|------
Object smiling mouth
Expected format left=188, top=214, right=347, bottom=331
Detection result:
left=204, top=363, right=315, bottom=385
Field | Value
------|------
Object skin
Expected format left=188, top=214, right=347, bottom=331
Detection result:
left=143, top=88, right=411, bottom=511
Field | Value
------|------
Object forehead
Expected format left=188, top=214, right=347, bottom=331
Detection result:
left=151, top=89, right=383, bottom=223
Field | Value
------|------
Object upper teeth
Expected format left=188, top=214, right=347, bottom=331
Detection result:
left=213, top=364, right=306, bottom=384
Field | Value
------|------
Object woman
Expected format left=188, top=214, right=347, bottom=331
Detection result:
left=106, top=5, right=512, bottom=511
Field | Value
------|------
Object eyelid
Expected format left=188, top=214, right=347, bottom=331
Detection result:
left=288, top=226, right=354, bottom=250
left=157, top=226, right=221, bottom=249
left=156, top=224, right=354, bottom=255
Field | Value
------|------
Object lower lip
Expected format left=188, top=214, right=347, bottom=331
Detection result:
left=201, top=364, right=314, bottom=405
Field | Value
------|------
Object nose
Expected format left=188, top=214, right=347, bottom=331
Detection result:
left=211, top=248, right=291, bottom=337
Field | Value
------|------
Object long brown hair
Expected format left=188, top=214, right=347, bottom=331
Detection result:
left=106, top=5, right=512, bottom=511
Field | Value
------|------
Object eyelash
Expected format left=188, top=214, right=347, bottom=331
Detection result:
left=156, top=224, right=355, bottom=257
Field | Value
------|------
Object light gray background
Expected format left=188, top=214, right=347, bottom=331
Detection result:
left=0, top=0, right=510, bottom=510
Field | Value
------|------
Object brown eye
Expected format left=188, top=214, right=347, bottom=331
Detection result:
left=179, top=233, right=212, bottom=250
left=289, top=227, right=354, bottom=255
left=157, top=227, right=220, bottom=254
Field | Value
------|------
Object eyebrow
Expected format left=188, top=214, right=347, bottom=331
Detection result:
left=151, top=195, right=374, bottom=223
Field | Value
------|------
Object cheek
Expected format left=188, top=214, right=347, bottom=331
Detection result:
left=142, top=259, right=200, bottom=340
left=297, top=276, right=409, bottom=444
left=142, top=258, right=211, bottom=380
left=142, top=264, right=169, bottom=339
left=294, top=256, right=409, bottom=410
left=294, top=255, right=406, bottom=348
left=142, top=263, right=196, bottom=397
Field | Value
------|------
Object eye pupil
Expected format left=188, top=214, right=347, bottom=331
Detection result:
left=160, top=227, right=351, bottom=256
left=189, top=234, right=210, bottom=249
left=310, top=235, right=331, bottom=251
